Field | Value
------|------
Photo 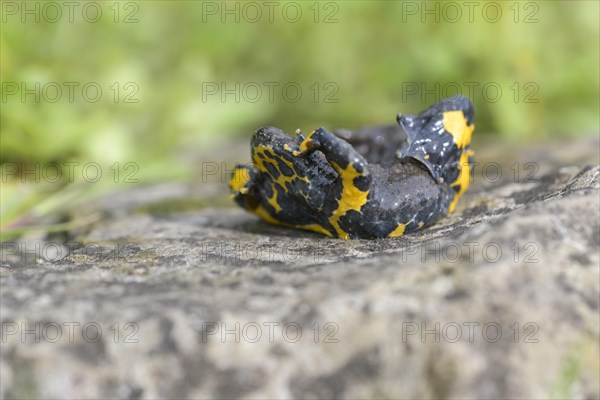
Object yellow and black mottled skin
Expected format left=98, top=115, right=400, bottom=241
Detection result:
left=229, top=95, right=475, bottom=239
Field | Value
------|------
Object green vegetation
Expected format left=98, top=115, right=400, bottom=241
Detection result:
left=1, top=1, right=599, bottom=239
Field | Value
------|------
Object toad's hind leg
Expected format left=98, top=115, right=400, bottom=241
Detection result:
left=294, top=127, right=372, bottom=239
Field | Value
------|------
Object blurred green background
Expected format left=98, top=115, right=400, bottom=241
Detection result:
left=1, top=0, right=599, bottom=239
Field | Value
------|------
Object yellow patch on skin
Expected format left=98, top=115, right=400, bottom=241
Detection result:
left=252, top=145, right=274, bottom=174
left=295, top=130, right=316, bottom=154
left=229, top=167, right=250, bottom=193
left=299, top=224, right=333, bottom=237
left=250, top=203, right=333, bottom=237
left=252, top=204, right=285, bottom=226
left=443, top=110, right=474, bottom=149
left=328, top=161, right=370, bottom=239
left=448, top=148, right=475, bottom=213
left=266, top=186, right=282, bottom=213
left=388, top=223, right=406, bottom=237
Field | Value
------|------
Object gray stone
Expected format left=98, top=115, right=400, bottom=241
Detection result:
left=1, top=137, right=599, bottom=399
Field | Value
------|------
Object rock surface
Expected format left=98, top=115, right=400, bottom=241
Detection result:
left=1, top=137, right=599, bottom=399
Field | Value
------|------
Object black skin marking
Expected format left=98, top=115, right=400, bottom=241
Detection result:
left=229, top=95, right=475, bottom=239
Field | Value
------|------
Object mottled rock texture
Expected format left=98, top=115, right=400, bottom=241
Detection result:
left=1, top=137, right=599, bottom=399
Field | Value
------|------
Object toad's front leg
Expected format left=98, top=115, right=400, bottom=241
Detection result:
left=294, top=127, right=372, bottom=239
